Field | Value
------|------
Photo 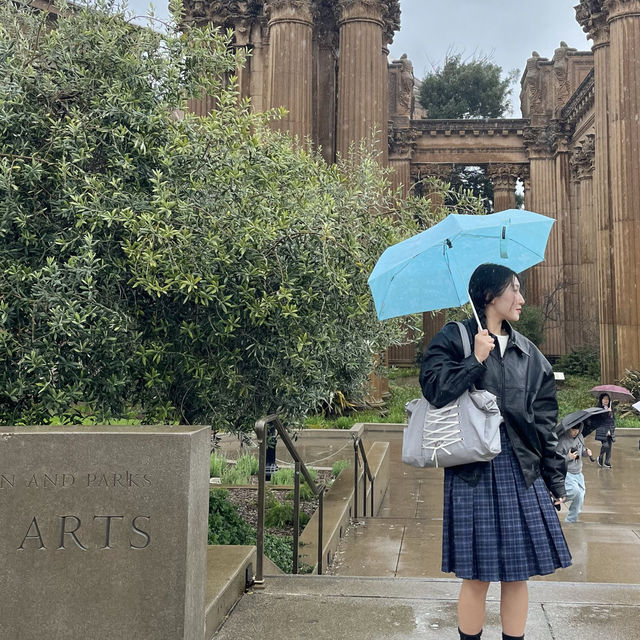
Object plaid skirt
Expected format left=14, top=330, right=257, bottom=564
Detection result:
left=442, top=425, right=572, bottom=582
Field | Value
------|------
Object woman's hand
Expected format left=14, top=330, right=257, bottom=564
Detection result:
left=473, top=329, right=495, bottom=363
left=553, top=495, right=565, bottom=511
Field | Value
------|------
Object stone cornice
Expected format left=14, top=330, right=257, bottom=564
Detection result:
left=561, top=67, right=595, bottom=125
left=412, top=118, right=529, bottom=137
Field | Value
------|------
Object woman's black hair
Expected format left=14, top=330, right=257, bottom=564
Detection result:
left=468, top=263, right=520, bottom=326
left=597, top=393, right=612, bottom=409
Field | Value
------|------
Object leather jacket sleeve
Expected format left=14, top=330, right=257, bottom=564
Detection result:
left=419, top=322, right=486, bottom=408
left=532, top=364, right=565, bottom=498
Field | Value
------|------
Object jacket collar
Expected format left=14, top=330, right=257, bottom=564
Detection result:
left=502, top=321, right=531, bottom=356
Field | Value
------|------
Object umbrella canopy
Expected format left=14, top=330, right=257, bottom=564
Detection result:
left=589, top=384, right=635, bottom=403
left=557, top=407, right=609, bottom=435
left=368, top=209, right=554, bottom=324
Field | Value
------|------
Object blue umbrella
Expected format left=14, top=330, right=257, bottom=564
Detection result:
left=368, top=209, right=554, bottom=326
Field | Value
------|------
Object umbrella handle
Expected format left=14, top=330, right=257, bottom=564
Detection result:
left=468, top=291, right=483, bottom=332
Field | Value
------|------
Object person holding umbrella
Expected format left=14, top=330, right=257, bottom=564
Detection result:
left=556, top=417, right=593, bottom=522
left=592, top=393, right=616, bottom=469
left=420, top=264, right=571, bottom=640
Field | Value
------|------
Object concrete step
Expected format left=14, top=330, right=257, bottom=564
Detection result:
left=212, top=574, right=640, bottom=639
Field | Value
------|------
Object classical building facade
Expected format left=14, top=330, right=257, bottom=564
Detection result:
left=184, top=0, right=640, bottom=380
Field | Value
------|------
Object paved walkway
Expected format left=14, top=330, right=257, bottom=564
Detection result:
left=214, top=429, right=640, bottom=638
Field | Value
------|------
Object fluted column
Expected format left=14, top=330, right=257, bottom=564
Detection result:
left=337, top=0, right=386, bottom=158
left=486, top=164, right=517, bottom=212
left=555, top=136, right=572, bottom=355
left=566, top=151, right=582, bottom=350
left=576, top=1, right=616, bottom=380
left=577, top=137, right=599, bottom=345
left=525, top=136, right=565, bottom=356
left=606, top=0, right=640, bottom=376
left=266, top=0, right=313, bottom=139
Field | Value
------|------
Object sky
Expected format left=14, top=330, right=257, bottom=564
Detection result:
left=387, top=0, right=590, bottom=115
left=126, top=0, right=591, bottom=116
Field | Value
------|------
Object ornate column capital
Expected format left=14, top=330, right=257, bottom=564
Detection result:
left=182, top=0, right=261, bottom=27
left=337, top=0, right=385, bottom=26
left=604, top=0, right=640, bottom=20
left=388, top=126, right=417, bottom=158
left=575, top=0, right=610, bottom=47
left=486, top=163, right=518, bottom=183
left=264, top=0, right=313, bottom=24
left=413, top=164, right=454, bottom=181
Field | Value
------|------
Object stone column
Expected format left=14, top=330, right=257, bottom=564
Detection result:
left=337, top=0, right=386, bottom=158
left=577, top=136, right=599, bottom=346
left=524, top=128, right=566, bottom=356
left=266, top=0, right=313, bottom=139
left=566, top=149, right=582, bottom=350
left=555, top=135, right=573, bottom=354
left=486, top=164, right=517, bottom=212
left=605, top=0, right=640, bottom=377
left=576, top=1, right=617, bottom=380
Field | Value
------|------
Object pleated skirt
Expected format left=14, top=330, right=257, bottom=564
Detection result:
left=442, top=425, right=572, bottom=582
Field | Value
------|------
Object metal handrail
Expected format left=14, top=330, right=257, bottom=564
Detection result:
left=352, top=435, right=374, bottom=519
left=254, top=415, right=326, bottom=585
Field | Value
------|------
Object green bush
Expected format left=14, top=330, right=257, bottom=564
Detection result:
left=235, top=453, right=259, bottom=477
left=264, top=533, right=294, bottom=574
left=0, top=0, right=434, bottom=429
left=265, top=502, right=310, bottom=530
left=555, top=347, right=600, bottom=378
left=220, top=467, right=250, bottom=486
left=331, top=459, right=351, bottom=478
left=208, top=489, right=254, bottom=545
left=210, top=452, right=227, bottom=478
left=270, top=468, right=295, bottom=486
left=286, top=483, right=315, bottom=501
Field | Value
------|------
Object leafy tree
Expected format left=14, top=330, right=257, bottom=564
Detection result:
left=0, top=0, right=427, bottom=430
left=418, top=53, right=518, bottom=119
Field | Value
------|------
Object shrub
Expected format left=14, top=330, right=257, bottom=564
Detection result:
left=556, top=347, right=601, bottom=378
left=220, top=467, right=250, bottom=486
left=0, top=0, right=430, bottom=429
left=265, top=502, right=310, bottom=530
left=269, top=468, right=295, bottom=486
left=332, top=459, right=351, bottom=478
left=208, top=489, right=254, bottom=545
left=210, top=452, right=227, bottom=478
left=235, top=453, right=259, bottom=477
left=264, top=533, right=294, bottom=573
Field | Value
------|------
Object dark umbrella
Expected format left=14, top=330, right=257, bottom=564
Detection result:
left=589, top=384, right=635, bottom=403
left=557, top=407, right=609, bottom=436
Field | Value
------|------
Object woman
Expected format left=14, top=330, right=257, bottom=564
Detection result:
left=420, top=264, right=571, bottom=640
left=594, top=393, right=616, bottom=468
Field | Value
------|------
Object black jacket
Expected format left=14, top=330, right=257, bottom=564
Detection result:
left=592, top=408, right=616, bottom=442
left=419, top=318, right=565, bottom=498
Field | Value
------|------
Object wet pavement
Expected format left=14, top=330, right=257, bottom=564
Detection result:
left=329, top=430, right=640, bottom=582
left=213, top=427, right=640, bottom=638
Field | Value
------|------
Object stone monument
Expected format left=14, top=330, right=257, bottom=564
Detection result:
left=0, top=425, right=210, bottom=640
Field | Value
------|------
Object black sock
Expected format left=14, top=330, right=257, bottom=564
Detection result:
left=458, top=629, right=482, bottom=640
left=502, top=633, right=524, bottom=640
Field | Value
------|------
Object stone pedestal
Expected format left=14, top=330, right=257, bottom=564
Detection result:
left=0, top=425, right=210, bottom=640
